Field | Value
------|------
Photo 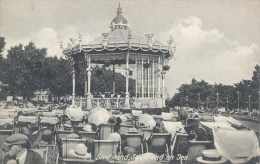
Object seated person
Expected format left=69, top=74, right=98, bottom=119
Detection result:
left=152, top=122, right=167, bottom=133
left=188, top=130, right=197, bottom=141
left=4, top=134, right=44, bottom=164
left=114, top=117, right=122, bottom=133
left=185, top=123, right=207, bottom=141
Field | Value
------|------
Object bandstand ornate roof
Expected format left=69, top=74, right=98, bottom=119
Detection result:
left=62, top=4, right=175, bottom=59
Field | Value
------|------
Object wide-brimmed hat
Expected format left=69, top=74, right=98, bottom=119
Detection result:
left=5, top=134, right=29, bottom=145
left=107, top=132, right=121, bottom=141
left=69, top=143, right=91, bottom=159
left=82, top=124, right=92, bottom=132
left=197, top=149, right=227, bottom=163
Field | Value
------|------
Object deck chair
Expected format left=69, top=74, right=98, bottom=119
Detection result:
left=77, top=131, right=97, bottom=140
left=60, top=138, right=87, bottom=158
left=146, top=133, right=171, bottom=156
left=186, top=140, right=212, bottom=164
left=132, top=110, right=142, bottom=117
left=185, top=118, right=200, bottom=127
left=40, top=117, right=59, bottom=126
left=153, top=115, right=162, bottom=124
left=31, top=128, right=46, bottom=148
left=122, top=133, right=144, bottom=155
left=136, top=123, right=147, bottom=132
left=127, top=118, right=133, bottom=125
left=141, top=128, right=152, bottom=141
left=41, top=112, right=57, bottom=117
left=59, top=158, right=95, bottom=164
left=31, top=148, right=48, bottom=164
left=39, top=117, right=59, bottom=160
left=40, top=116, right=59, bottom=143
left=172, top=133, right=189, bottom=164
left=99, top=124, right=115, bottom=140
left=118, top=124, right=134, bottom=135
left=0, top=130, right=14, bottom=163
left=92, top=140, right=119, bottom=160
left=56, top=129, right=74, bottom=141
left=74, top=125, right=84, bottom=131
left=17, top=116, right=40, bottom=133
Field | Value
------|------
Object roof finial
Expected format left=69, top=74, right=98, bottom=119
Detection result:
left=117, top=2, right=122, bottom=15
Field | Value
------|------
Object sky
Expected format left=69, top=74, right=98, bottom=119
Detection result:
left=0, top=0, right=259, bottom=96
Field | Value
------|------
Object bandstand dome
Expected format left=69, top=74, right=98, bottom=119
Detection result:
left=111, top=3, right=128, bottom=28
left=62, top=4, right=175, bottom=110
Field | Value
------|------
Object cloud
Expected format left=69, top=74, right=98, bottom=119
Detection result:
left=160, top=16, right=259, bottom=96
left=4, top=26, right=95, bottom=57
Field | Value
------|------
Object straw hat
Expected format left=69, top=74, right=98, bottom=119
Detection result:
left=197, top=149, right=227, bottom=163
left=82, top=124, right=92, bottom=132
left=107, top=133, right=121, bottom=141
left=6, top=134, right=29, bottom=145
left=69, top=143, right=91, bottom=159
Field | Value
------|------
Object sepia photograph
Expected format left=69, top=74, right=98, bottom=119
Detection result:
left=0, top=0, right=259, bottom=163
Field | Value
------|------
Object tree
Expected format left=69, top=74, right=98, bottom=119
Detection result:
left=3, top=42, right=47, bottom=99
left=0, top=37, right=6, bottom=80
left=46, top=57, right=72, bottom=100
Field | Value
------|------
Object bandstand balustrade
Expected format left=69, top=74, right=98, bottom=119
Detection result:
left=74, top=97, right=162, bottom=110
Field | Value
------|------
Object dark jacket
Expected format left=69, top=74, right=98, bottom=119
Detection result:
left=4, top=150, right=44, bottom=164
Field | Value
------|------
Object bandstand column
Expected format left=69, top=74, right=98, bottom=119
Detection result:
left=125, top=51, right=130, bottom=109
left=152, top=59, right=155, bottom=98
left=157, top=56, right=161, bottom=98
left=141, top=58, right=144, bottom=98
left=148, top=58, right=150, bottom=98
left=162, top=72, right=166, bottom=107
left=72, top=62, right=76, bottom=106
left=135, top=58, right=137, bottom=98
left=86, top=54, right=92, bottom=110
left=84, top=54, right=88, bottom=97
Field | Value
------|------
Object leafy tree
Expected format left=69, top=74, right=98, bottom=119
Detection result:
left=3, top=42, right=47, bottom=99
left=0, top=37, right=6, bottom=80
left=43, top=57, right=72, bottom=100
left=168, top=66, right=259, bottom=111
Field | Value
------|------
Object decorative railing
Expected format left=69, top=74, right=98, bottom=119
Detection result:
left=74, top=97, right=163, bottom=109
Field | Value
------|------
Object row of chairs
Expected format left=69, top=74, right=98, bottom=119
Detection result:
left=56, top=129, right=213, bottom=164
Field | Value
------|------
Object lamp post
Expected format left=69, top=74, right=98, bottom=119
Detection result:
left=226, top=95, right=229, bottom=110
left=186, top=96, right=189, bottom=109
left=206, top=97, right=209, bottom=111
left=258, top=91, right=260, bottom=111
left=216, top=92, right=219, bottom=109
left=237, top=91, right=240, bottom=110
left=197, top=93, right=200, bottom=109
left=248, top=95, right=251, bottom=112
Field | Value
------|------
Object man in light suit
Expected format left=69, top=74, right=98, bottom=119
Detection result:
left=4, top=134, right=44, bottom=164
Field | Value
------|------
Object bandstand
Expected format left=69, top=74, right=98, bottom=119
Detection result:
left=62, top=4, right=175, bottom=110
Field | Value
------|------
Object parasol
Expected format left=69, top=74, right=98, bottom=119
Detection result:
left=138, top=114, right=156, bottom=128
left=66, top=105, right=85, bottom=122
left=87, top=107, right=110, bottom=125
